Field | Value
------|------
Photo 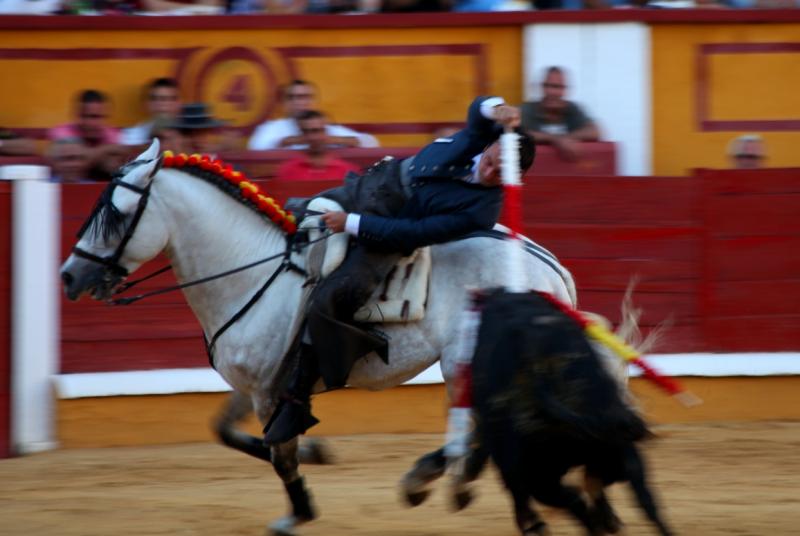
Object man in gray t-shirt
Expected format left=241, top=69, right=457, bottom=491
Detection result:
left=521, top=66, right=600, bottom=161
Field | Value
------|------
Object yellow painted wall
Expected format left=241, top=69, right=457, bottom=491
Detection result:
left=0, top=27, right=521, bottom=148
left=652, top=25, right=800, bottom=175
left=57, top=377, right=800, bottom=448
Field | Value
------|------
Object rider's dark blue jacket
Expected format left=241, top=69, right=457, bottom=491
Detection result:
left=354, top=96, right=512, bottom=255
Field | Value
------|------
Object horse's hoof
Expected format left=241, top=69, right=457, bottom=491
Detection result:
left=403, top=488, right=431, bottom=507
left=451, top=488, right=473, bottom=511
left=400, top=470, right=434, bottom=508
left=523, top=521, right=551, bottom=536
left=298, top=438, right=335, bottom=465
left=268, top=516, right=300, bottom=536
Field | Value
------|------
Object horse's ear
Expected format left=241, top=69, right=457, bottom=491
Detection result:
left=136, top=138, right=161, bottom=163
left=123, top=153, right=162, bottom=188
left=150, top=153, right=164, bottom=179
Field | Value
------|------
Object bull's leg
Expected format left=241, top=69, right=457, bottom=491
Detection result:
left=531, top=481, right=599, bottom=536
left=623, top=445, right=673, bottom=536
left=268, top=437, right=317, bottom=536
left=584, top=473, right=622, bottom=534
left=509, top=485, right=549, bottom=536
left=213, top=390, right=333, bottom=466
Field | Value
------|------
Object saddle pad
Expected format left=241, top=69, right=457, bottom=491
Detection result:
left=303, top=197, right=431, bottom=324
left=354, top=246, right=430, bottom=323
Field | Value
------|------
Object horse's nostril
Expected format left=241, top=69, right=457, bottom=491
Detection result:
left=61, top=271, right=74, bottom=287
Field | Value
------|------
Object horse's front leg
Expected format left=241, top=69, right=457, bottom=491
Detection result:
left=214, top=390, right=275, bottom=463
left=269, top=437, right=317, bottom=536
left=214, top=390, right=333, bottom=466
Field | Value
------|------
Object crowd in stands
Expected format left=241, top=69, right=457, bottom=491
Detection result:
left=0, top=71, right=771, bottom=182
left=0, top=0, right=797, bottom=14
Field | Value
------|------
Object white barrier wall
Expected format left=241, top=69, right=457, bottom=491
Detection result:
left=523, top=23, right=651, bottom=176
left=0, top=166, right=60, bottom=454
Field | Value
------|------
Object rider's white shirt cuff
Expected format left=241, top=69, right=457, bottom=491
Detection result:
left=481, top=97, right=506, bottom=120
left=345, top=213, right=361, bottom=235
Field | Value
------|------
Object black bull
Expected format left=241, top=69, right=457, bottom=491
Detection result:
left=467, top=290, right=673, bottom=536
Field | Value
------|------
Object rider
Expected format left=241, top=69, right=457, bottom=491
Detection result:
left=264, top=96, right=535, bottom=444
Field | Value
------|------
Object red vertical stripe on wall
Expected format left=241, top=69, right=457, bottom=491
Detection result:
left=0, top=183, right=12, bottom=458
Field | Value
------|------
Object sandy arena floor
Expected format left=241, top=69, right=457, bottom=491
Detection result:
left=1, top=422, right=799, bottom=536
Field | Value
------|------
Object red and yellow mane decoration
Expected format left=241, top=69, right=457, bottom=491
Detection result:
left=161, top=151, right=297, bottom=235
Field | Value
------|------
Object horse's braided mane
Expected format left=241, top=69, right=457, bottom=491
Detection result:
left=161, top=151, right=297, bottom=235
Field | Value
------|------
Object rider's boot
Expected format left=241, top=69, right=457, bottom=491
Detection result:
left=263, top=317, right=389, bottom=445
left=263, top=344, right=320, bottom=445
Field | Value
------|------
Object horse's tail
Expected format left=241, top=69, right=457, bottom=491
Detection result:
left=562, top=263, right=579, bottom=307
left=583, top=279, right=672, bottom=393
left=616, top=279, right=672, bottom=356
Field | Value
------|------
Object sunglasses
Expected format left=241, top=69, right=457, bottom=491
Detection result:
left=149, top=94, right=178, bottom=102
left=80, top=113, right=106, bottom=120
left=543, top=83, right=566, bottom=90
left=735, top=154, right=763, bottom=160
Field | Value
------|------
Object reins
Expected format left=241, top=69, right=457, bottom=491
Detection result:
left=106, top=229, right=328, bottom=306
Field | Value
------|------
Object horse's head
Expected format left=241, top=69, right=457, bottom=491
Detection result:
left=60, top=139, right=168, bottom=301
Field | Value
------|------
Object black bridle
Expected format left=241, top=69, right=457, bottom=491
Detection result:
left=72, top=178, right=153, bottom=278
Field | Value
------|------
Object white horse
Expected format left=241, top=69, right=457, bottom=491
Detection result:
left=60, top=140, right=576, bottom=535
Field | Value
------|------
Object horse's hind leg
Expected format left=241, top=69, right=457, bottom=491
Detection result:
left=269, top=437, right=317, bottom=536
left=450, top=441, right=490, bottom=511
left=400, top=447, right=446, bottom=507
left=213, top=390, right=332, bottom=466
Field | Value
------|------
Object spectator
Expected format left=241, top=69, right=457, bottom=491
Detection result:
left=49, top=89, right=126, bottom=180
left=171, top=102, right=226, bottom=156
left=431, top=126, right=460, bottom=140
left=0, top=0, right=61, bottom=13
left=0, top=128, right=38, bottom=156
left=248, top=79, right=378, bottom=151
left=521, top=66, right=600, bottom=162
left=122, top=77, right=182, bottom=146
left=139, top=0, right=224, bottom=13
left=275, top=110, right=360, bottom=181
left=150, top=117, right=189, bottom=154
left=381, top=0, right=450, bottom=11
left=728, top=134, right=766, bottom=169
left=47, top=137, right=91, bottom=183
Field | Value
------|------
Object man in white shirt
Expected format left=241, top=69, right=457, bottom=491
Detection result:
left=121, top=77, right=182, bottom=146
left=247, top=79, right=378, bottom=150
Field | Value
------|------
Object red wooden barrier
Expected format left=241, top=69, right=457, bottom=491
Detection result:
left=224, top=143, right=616, bottom=180
left=699, top=168, right=800, bottom=351
left=0, top=183, right=12, bottom=458
left=57, top=166, right=800, bottom=374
